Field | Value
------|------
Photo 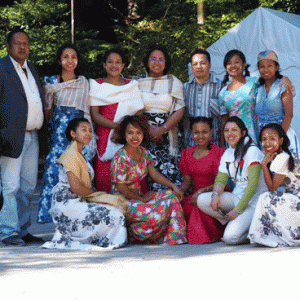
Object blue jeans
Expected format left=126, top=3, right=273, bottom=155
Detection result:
left=0, top=131, right=39, bottom=240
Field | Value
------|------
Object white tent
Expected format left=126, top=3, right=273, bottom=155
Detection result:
left=190, top=7, right=300, bottom=138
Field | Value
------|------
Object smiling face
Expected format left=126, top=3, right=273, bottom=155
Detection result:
left=224, top=121, right=246, bottom=148
left=226, top=54, right=245, bottom=78
left=258, top=59, right=278, bottom=81
left=125, top=123, right=144, bottom=148
left=7, top=32, right=30, bottom=66
left=104, top=52, right=125, bottom=77
left=148, top=50, right=166, bottom=77
left=191, top=54, right=211, bottom=81
left=261, top=128, right=283, bottom=154
left=191, top=121, right=212, bottom=148
left=59, top=47, right=78, bottom=73
left=70, top=121, right=92, bottom=147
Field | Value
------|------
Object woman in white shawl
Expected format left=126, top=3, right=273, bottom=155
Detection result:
left=38, top=43, right=96, bottom=224
left=138, top=45, right=185, bottom=191
left=90, top=48, right=144, bottom=193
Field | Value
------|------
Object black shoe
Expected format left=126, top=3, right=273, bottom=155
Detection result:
left=21, top=233, right=44, bottom=244
left=2, top=236, right=26, bottom=246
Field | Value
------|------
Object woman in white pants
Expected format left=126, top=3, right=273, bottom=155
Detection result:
left=197, top=116, right=267, bottom=244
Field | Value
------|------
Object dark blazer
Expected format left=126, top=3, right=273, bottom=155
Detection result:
left=0, top=56, right=45, bottom=158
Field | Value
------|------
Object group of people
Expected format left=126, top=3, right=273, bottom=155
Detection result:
left=0, top=28, right=300, bottom=250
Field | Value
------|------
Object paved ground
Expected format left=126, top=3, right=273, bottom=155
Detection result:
left=1, top=179, right=299, bottom=300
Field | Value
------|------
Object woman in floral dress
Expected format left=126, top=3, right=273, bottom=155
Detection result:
left=42, top=118, right=127, bottom=250
left=137, top=45, right=185, bottom=191
left=249, top=123, right=300, bottom=247
left=38, top=43, right=96, bottom=223
left=219, top=50, right=260, bottom=144
left=111, top=115, right=187, bottom=245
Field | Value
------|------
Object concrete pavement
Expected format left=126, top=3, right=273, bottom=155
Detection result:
left=1, top=181, right=299, bottom=300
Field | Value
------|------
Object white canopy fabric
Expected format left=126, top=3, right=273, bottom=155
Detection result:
left=189, top=7, right=300, bottom=137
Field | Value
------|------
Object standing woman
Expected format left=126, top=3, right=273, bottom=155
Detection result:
left=255, top=50, right=299, bottom=157
left=197, top=116, right=267, bottom=245
left=249, top=123, right=300, bottom=247
left=90, top=48, right=144, bottom=193
left=219, top=50, right=260, bottom=145
left=37, top=43, right=96, bottom=223
left=179, top=117, right=226, bottom=244
left=138, top=45, right=185, bottom=191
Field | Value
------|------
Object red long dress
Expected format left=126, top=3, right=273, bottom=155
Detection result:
left=93, top=78, right=130, bottom=193
left=179, top=143, right=226, bottom=244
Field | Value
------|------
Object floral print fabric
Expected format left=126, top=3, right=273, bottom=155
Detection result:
left=143, top=112, right=182, bottom=191
left=42, top=162, right=127, bottom=250
left=249, top=152, right=300, bottom=247
left=111, top=147, right=187, bottom=245
left=219, top=76, right=260, bottom=144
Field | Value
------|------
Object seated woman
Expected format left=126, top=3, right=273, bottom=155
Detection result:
left=197, top=116, right=267, bottom=245
left=255, top=50, right=299, bottom=157
left=42, top=118, right=127, bottom=250
left=249, top=123, right=300, bottom=247
left=179, top=117, right=226, bottom=244
left=111, top=115, right=187, bottom=245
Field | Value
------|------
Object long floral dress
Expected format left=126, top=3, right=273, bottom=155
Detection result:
left=42, top=161, right=127, bottom=250
left=248, top=152, right=300, bottom=247
left=219, top=76, right=260, bottom=144
left=111, top=147, right=187, bottom=245
left=179, top=143, right=226, bottom=244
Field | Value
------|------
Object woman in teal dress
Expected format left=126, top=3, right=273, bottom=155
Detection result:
left=219, top=50, right=260, bottom=145
left=255, top=50, right=299, bottom=157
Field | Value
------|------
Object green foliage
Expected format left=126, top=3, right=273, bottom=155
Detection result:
left=1, top=0, right=300, bottom=82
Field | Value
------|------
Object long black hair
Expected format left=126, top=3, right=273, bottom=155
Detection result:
left=225, top=116, right=253, bottom=163
left=222, top=50, right=250, bottom=85
left=259, top=123, right=295, bottom=171
left=65, top=117, right=90, bottom=142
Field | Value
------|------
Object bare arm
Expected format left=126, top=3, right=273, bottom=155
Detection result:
left=281, top=90, right=293, bottom=133
left=90, top=106, right=118, bottom=129
left=115, top=182, right=143, bottom=201
left=67, top=171, right=94, bottom=197
left=179, top=175, right=192, bottom=195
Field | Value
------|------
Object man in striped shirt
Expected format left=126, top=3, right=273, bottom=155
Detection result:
left=184, top=49, right=223, bottom=147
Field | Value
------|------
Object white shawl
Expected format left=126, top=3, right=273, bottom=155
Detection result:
left=89, top=79, right=144, bottom=161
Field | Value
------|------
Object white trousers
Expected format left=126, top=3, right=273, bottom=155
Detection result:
left=0, top=131, right=39, bottom=240
left=197, top=192, right=255, bottom=245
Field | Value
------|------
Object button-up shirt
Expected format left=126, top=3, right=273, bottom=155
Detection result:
left=184, top=74, right=223, bottom=147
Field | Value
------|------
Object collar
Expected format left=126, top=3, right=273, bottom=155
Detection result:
left=9, top=55, right=28, bottom=70
left=187, top=73, right=219, bottom=85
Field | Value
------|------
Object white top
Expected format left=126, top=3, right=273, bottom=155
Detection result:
left=44, top=75, right=90, bottom=114
left=137, top=75, right=185, bottom=113
left=219, top=143, right=267, bottom=207
left=10, top=56, right=44, bottom=130
left=270, top=151, right=295, bottom=178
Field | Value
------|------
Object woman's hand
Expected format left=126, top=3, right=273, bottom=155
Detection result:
left=211, top=193, right=221, bottom=211
left=191, top=188, right=206, bottom=206
left=225, top=209, right=239, bottom=221
left=149, top=125, right=165, bottom=143
left=261, top=151, right=277, bottom=167
left=170, top=184, right=184, bottom=201
left=141, top=191, right=157, bottom=203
